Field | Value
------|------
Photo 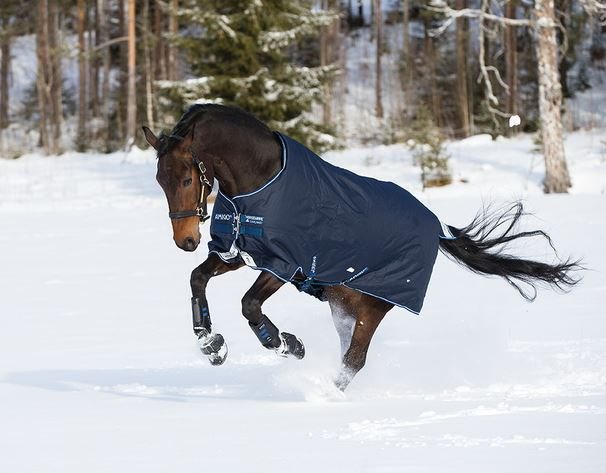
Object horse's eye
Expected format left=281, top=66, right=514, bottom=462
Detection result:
left=183, top=178, right=193, bottom=187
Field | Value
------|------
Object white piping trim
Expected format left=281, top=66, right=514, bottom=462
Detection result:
left=343, top=284, right=421, bottom=315
left=209, top=250, right=239, bottom=263
left=217, top=189, right=239, bottom=213
left=231, top=133, right=287, bottom=200
left=210, top=251, right=299, bottom=285
left=245, top=263, right=304, bottom=285
left=289, top=266, right=304, bottom=281
left=439, top=221, right=457, bottom=240
left=248, top=265, right=291, bottom=284
left=210, top=248, right=421, bottom=315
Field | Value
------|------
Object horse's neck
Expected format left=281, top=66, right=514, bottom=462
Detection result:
left=213, top=134, right=282, bottom=197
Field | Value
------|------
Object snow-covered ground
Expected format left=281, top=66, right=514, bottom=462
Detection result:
left=1, top=133, right=605, bottom=472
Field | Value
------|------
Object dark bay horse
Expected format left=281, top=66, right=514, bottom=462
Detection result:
left=142, top=104, right=580, bottom=391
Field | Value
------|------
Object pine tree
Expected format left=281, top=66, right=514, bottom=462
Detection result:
left=157, top=0, right=338, bottom=151
left=407, top=105, right=451, bottom=190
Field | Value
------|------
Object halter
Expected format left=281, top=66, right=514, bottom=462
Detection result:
left=168, top=150, right=212, bottom=223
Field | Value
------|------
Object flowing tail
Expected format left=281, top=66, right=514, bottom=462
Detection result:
left=438, top=202, right=583, bottom=301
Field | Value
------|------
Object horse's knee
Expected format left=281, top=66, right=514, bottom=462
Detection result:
left=241, top=293, right=261, bottom=323
left=190, top=266, right=210, bottom=292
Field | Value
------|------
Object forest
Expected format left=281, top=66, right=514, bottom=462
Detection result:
left=0, top=1, right=605, bottom=193
left=2, top=3, right=606, bottom=469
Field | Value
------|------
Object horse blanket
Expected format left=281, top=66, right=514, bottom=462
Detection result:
left=208, top=133, right=448, bottom=314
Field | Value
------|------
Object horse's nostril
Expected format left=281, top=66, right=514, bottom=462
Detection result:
left=183, top=237, right=198, bottom=251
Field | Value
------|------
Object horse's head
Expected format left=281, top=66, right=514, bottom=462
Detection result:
left=142, top=125, right=213, bottom=252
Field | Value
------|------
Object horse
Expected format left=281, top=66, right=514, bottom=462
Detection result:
left=142, top=103, right=581, bottom=391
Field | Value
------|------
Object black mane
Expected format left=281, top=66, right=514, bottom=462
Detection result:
left=157, top=103, right=273, bottom=158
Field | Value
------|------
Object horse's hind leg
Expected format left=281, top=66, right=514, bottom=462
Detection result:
left=325, top=287, right=393, bottom=391
left=328, top=300, right=356, bottom=357
left=242, top=272, right=305, bottom=359
left=190, top=253, right=244, bottom=364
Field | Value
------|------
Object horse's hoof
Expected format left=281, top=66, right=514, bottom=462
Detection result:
left=334, top=376, right=349, bottom=392
left=278, top=332, right=305, bottom=360
left=334, top=368, right=354, bottom=391
left=198, top=331, right=228, bottom=366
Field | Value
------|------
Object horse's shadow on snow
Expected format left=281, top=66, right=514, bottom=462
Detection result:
left=2, top=363, right=332, bottom=403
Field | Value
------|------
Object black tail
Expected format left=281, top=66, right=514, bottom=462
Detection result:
left=439, top=202, right=583, bottom=301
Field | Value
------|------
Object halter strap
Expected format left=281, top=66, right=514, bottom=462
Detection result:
left=168, top=152, right=212, bottom=223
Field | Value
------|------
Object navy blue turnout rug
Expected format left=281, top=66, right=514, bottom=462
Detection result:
left=209, top=133, right=449, bottom=314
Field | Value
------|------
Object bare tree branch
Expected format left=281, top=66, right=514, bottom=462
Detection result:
left=476, top=0, right=509, bottom=126
left=426, top=3, right=531, bottom=27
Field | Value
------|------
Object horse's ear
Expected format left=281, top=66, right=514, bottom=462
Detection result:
left=142, top=126, right=160, bottom=150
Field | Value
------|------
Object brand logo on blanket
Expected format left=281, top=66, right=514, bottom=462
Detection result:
left=241, top=215, right=264, bottom=225
left=214, top=213, right=233, bottom=221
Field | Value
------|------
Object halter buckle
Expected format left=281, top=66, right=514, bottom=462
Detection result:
left=198, top=161, right=211, bottom=187
left=196, top=207, right=211, bottom=222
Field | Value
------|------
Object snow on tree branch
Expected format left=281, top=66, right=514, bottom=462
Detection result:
left=259, top=11, right=338, bottom=52
left=156, top=77, right=212, bottom=97
left=173, top=9, right=237, bottom=39
left=578, top=0, right=606, bottom=24
left=426, top=2, right=531, bottom=30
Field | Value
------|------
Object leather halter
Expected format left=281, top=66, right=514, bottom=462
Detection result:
left=168, top=151, right=212, bottom=223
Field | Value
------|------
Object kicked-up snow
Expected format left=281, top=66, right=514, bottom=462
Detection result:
left=0, top=133, right=605, bottom=472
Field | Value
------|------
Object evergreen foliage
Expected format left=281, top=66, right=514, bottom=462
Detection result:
left=1, top=1, right=605, bottom=161
left=158, top=0, right=338, bottom=151
left=407, top=105, right=452, bottom=189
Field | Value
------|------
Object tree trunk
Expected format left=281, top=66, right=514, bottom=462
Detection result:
left=98, top=0, right=111, bottom=150
left=48, top=0, right=63, bottom=154
left=374, top=0, right=383, bottom=119
left=36, top=0, right=50, bottom=153
left=358, top=0, right=363, bottom=24
left=320, top=0, right=339, bottom=126
left=535, top=0, right=571, bottom=193
left=424, top=16, right=441, bottom=127
left=90, top=1, right=100, bottom=119
left=505, top=0, right=518, bottom=130
left=455, top=0, right=470, bottom=137
left=117, top=0, right=127, bottom=143
left=77, top=0, right=87, bottom=149
left=0, top=22, right=10, bottom=130
left=402, top=0, right=412, bottom=120
left=125, top=0, right=136, bottom=148
left=320, top=0, right=330, bottom=125
left=154, top=0, right=166, bottom=80
left=555, top=0, right=572, bottom=99
left=167, top=0, right=178, bottom=81
left=142, top=0, right=154, bottom=129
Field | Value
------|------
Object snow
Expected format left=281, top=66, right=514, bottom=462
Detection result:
left=1, top=131, right=605, bottom=472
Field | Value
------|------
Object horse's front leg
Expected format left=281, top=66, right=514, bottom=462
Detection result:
left=190, top=253, right=244, bottom=365
left=242, top=272, right=305, bottom=359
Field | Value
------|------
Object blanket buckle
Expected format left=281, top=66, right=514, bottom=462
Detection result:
left=233, top=213, right=241, bottom=236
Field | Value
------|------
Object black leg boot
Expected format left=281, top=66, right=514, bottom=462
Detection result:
left=192, top=297, right=228, bottom=365
left=249, top=315, right=305, bottom=360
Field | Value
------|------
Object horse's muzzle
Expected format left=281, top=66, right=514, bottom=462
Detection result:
left=178, top=237, right=199, bottom=252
